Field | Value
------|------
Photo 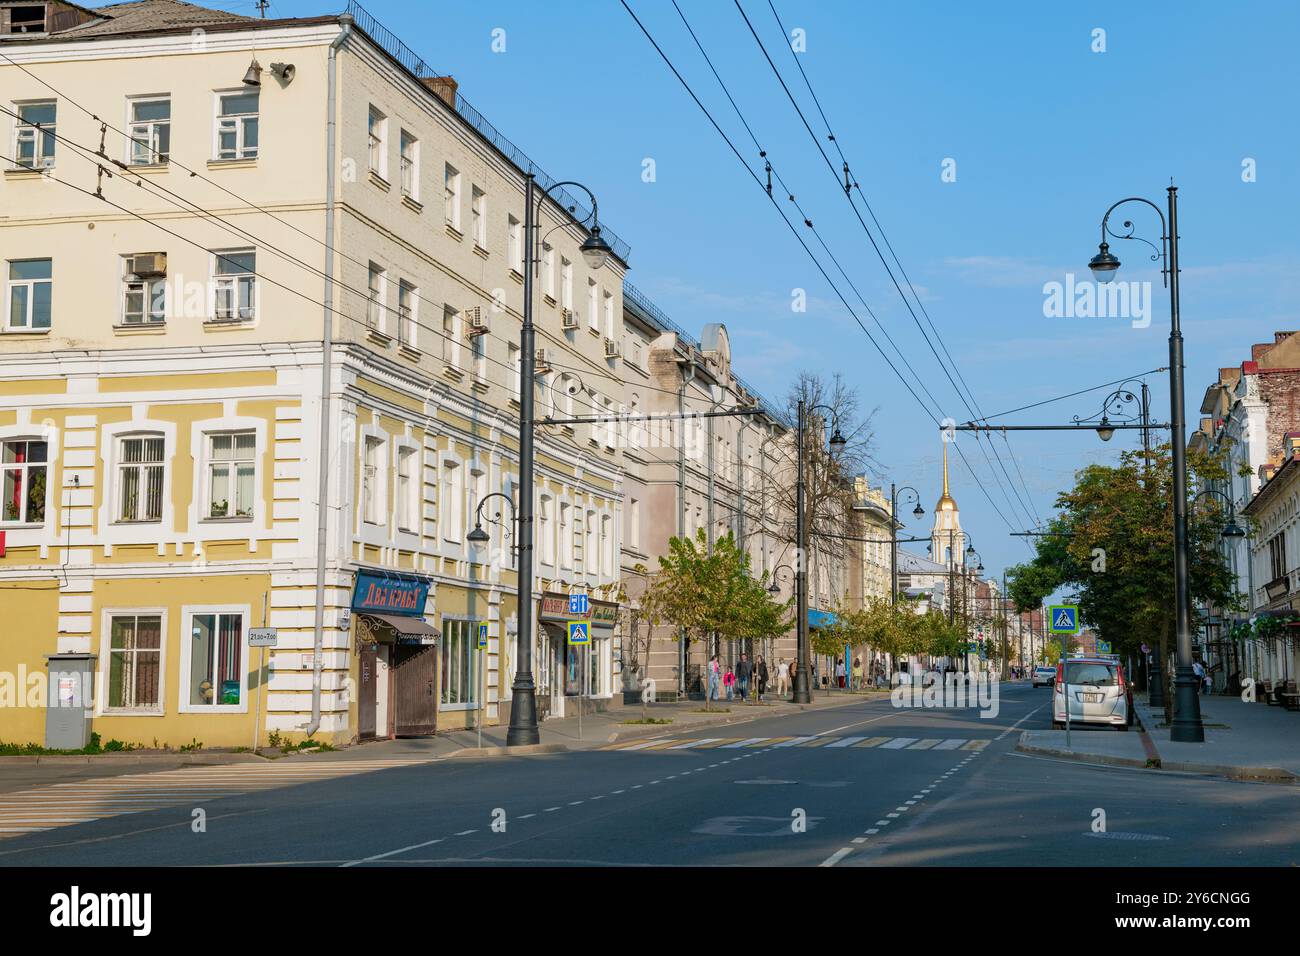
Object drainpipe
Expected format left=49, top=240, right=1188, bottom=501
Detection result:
left=308, top=14, right=352, bottom=738
left=677, top=358, right=695, bottom=695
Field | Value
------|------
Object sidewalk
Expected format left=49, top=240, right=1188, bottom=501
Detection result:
left=1016, top=693, right=1300, bottom=783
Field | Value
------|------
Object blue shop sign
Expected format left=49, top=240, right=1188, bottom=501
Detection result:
left=352, top=570, right=431, bottom=616
left=808, top=608, right=837, bottom=630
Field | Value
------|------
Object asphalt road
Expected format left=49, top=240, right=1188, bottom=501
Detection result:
left=4, top=682, right=1298, bottom=867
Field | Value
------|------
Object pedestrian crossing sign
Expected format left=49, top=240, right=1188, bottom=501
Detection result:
left=1049, top=605, right=1079, bottom=634
left=568, top=620, right=591, bottom=645
left=477, top=622, right=488, bottom=649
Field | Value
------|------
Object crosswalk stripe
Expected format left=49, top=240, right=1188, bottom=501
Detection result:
left=609, top=740, right=667, bottom=751
left=960, top=740, right=989, bottom=751
left=639, top=739, right=688, bottom=750
left=771, top=737, right=814, bottom=748
left=854, top=736, right=894, bottom=748
left=825, top=736, right=867, bottom=748
left=797, top=737, right=837, bottom=748
left=669, top=738, right=722, bottom=750
left=880, top=737, right=919, bottom=750
left=719, top=737, right=768, bottom=748
left=690, top=738, right=742, bottom=749
left=934, top=739, right=965, bottom=750
left=907, top=739, right=942, bottom=750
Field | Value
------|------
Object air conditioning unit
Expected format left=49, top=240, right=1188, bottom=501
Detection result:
left=603, top=336, right=620, bottom=358
left=535, top=348, right=554, bottom=374
left=465, top=306, right=488, bottom=336
left=129, top=253, right=167, bottom=277
left=561, top=309, right=578, bottom=330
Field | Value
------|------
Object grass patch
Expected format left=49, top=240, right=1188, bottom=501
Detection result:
left=0, top=733, right=142, bottom=756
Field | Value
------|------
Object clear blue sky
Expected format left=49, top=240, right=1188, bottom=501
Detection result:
left=237, top=0, right=1300, bottom=580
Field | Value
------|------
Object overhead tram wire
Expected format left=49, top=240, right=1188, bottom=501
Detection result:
left=735, top=0, right=1042, bottom=533
left=619, top=0, right=1021, bottom=535
left=668, top=0, right=946, bottom=426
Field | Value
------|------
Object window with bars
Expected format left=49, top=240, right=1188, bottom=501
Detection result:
left=1, top=438, right=46, bottom=524
left=207, top=431, right=255, bottom=519
left=117, top=435, right=164, bottom=522
left=106, top=614, right=162, bottom=712
left=188, top=611, right=244, bottom=708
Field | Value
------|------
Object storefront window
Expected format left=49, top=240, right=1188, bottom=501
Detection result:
left=441, top=617, right=479, bottom=707
left=188, top=611, right=244, bottom=707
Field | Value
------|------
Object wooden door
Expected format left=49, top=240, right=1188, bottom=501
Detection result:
left=393, top=643, right=437, bottom=736
left=358, top=644, right=377, bottom=739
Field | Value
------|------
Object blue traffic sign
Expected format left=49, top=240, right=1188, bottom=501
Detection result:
left=568, top=620, right=590, bottom=645
left=568, top=593, right=589, bottom=616
left=1048, top=605, right=1079, bottom=634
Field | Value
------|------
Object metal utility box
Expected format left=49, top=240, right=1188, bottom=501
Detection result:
left=43, top=653, right=96, bottom=750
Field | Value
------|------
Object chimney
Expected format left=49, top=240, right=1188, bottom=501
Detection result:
left=423, top=75, right=458, bottom=108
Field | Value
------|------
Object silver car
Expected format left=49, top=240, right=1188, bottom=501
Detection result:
left=1052, top=657, right=1133, bottom=731
left=1031, top=666, right=1056, bottom=688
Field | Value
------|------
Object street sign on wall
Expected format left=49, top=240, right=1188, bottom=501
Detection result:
left=568, top=620, right=591, bottom=645
left=248, top=627, right=278, bottom=647
left=568, top=593, right=589, bottom=616
left=477, top=622, right=489, bottom=649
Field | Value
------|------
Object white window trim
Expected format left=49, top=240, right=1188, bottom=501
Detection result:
left=96, top=607, right=168, bottom=717
left=178, top=603, right=251, bottom=715
left=209, top=248, right=258, bottom=323
left=397, top=279, right=417, bottom=348
left=0, top=433, right=52, bottom=528
left=11, top=97, right=56, bottom=171
left=360, top=428, right=388, bottom=530
left=445, top=163, right=461, bottom=230
left=124, top=93, right=170, bottom=166
left=439, top=614, right=482, bottom=712
left=5, top=256, right=52, bottom=332
left=366, top=262, right=387, bottom=333
left=119, top=254, right=167, bottom=326
left=394, top=438, right=422, bottom=537
left=367, top=104, right=388, bottom=180
left=438, top=449, right=465, bottom=546
left=399, top=129, right=419, bottom=200
left=212, top=88, right=259, bottom=161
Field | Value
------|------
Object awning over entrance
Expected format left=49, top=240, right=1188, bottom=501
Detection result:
left=360, top=612, right=441, bottom=644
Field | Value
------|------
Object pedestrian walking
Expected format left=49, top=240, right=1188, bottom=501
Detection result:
left=707, top=654, right=720, bottom=701
left=736, top=653, right=752, bottom=702
left=776, top=658, right=790, bottom=698
left=723, top=666, right=735, bottom=701
left=756, top=655, right=769, bottom=701
left=851, top=657, right=863, bottom=691
left=835, top=658, right=847, bottom=689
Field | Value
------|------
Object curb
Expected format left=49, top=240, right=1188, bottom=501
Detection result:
left=1014, top=732, right=1299, bottom=784
left=0, top=751, right=268, bottom=766
left=444, top=743, right=569, bottom=759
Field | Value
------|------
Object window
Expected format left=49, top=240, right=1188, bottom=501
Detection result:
left=13, top=100, right=55, bottom=169
left=628, top=498, right=640, bottom=550
left=603, top=290, right=614, bottom=338
left=399, top=129, right=418, bottom=198
left=215, top=90, right=258, bottom=160
left=117, top=435, right=164, bottom=522
left=206, top=431, right=255, bottom=519
left=442, top=305, right=460, bottom=368
left=128, top=97, right=170, bottom=165
left=122, top=256, right=166, bottom=325
left=561, top=258, right=573, bottom=311
left=587, top=278, right=598, bottom=330
left=362, top=435, right=385, bottom=525
left=212, top=250, right=256, bottom=321
left=397, top=280, right=416, bottom=347
left=444, top=163, right=461, bottom=230
left=600, top=514, right=613, bottom=575
left=6, top=258, right=51, bottom=331
left=367, top=105, right=387, bottom=177
left=508, top=341, right=520, bottom=399
left=2, top=439, right=46, bottom=524
left=585, top=508, right=597, bottom=573
left=187, top=611, right=244, bottom=708
left=1269, top=532, right=1287, bottom=581
left=471, top=186, right=486, bottom=247
left=106, top=614, right=162, bottom=712
left=560, top=502, right=572, bottom=570
left=440, top=618, right=479, bottom=707
left=542, top=243, right=555, bottom=300
left=540, top=494, right=555, bottom=565
left=7, top=5, right=46, bottom=33
left=396, top=446, right=418, bottom=532
left=507, top=215, right=522, bottom=273
left=439, top=460, right=462, bottom=541
left=366, top=262, right=385, bottom=331
left=471, top=330, right=486, bottom=382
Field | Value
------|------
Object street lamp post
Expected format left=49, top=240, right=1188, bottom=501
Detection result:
left=1088, top=185, right=1204, bottom=742
left=793, top=399, right=845, bottom=704
left=890, top=483, right=924, bottom=605
left=507, top=174, right=613, bottom=747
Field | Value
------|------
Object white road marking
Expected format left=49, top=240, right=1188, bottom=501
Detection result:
left=819, top=847, right=854, bottom=867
